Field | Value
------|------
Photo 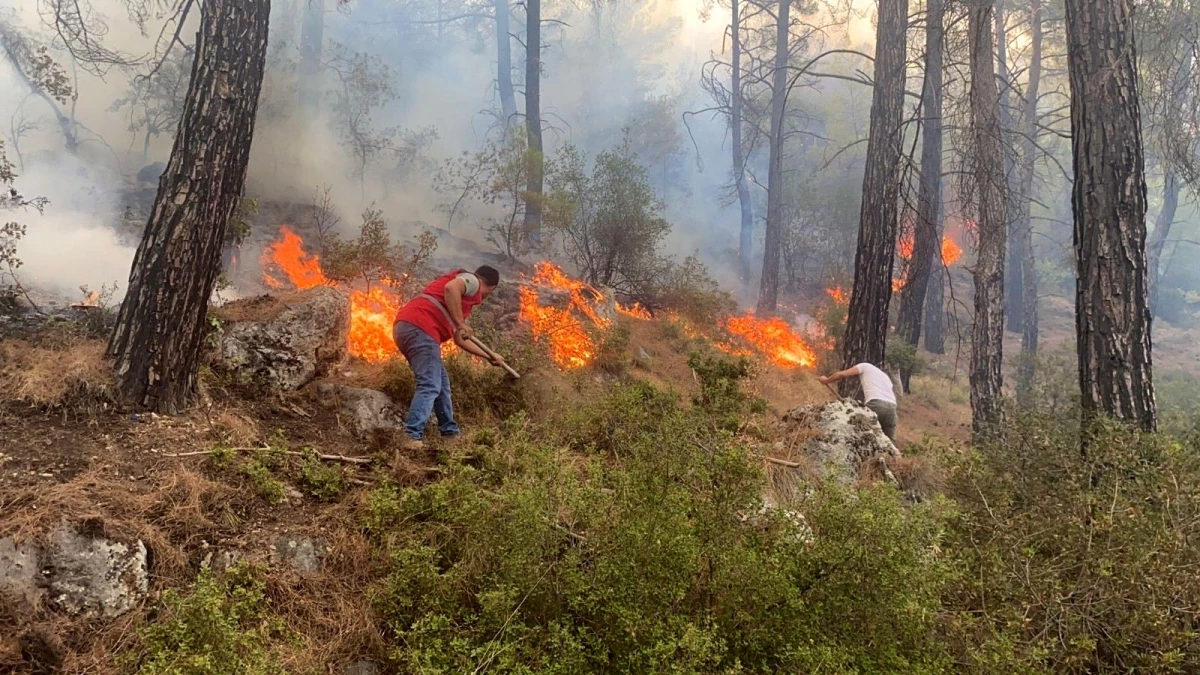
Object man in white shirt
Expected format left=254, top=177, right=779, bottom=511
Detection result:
left=819, top=363, right=899, bottom=441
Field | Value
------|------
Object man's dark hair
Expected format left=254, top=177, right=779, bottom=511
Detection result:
left=475, top=265, right=500, bottom=287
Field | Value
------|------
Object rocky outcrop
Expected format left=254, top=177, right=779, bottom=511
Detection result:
left=217, top=287, right=350, bottom=390
left=780, top=400, right=900, bottom=485
left=0, top=524, right=149, bottom=619
left=316, top=382, right=402, bottom=435
left=270, top=536, right=328, bottom=575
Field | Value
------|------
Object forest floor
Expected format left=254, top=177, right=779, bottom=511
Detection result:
left=1, top=294, right=1196, bottom=672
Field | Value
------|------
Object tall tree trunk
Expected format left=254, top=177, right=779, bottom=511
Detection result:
left=840, top=0, right=909, bottom=392
left=1014, top=0, right=1043, bottom=406
left=108, top=0, right=270, bottom=413
left=924, top=259, right=946, bottom=353
left=896, top=0, right=944, bottom=392
left=523, top=0, right=544, bottom=243
left=495, top=0, right=517, bottom=127
left=1147, top=171, right=1179, bottom=315
left=298, top=0, right=324, bottom=115
left=995, top=0, right=1024, bottom=333
left=968, top=0, right=1007, bottom=439
left=733, top=0, right=754, bottom=285
left=1064, top=0, right=1156, bottom=431
left=756, top=0, right=789, bottom=314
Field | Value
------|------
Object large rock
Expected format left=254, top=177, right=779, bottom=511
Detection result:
left=0, top=537, right=43, bottom=609
left=780, top=400, right=900, bottom=485
left=1, top=524, right=149, bottom=619
left=218, top=287, right=350, bottom=390
left=45, top=525, right=149, bottom=619
left=270, top=536, right=328, bottom=575
left=316, top=383, right=402, bottom=435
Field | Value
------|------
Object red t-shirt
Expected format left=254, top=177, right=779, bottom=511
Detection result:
left=395, top=269, right=484, bottom=343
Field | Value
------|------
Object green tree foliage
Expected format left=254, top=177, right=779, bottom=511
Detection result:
left=0, top=139, right=47, bottom=301
left=545, top=138, right=672, bottom=302
left=433, top=135, right=538, bottom=260
left=321, top=207, right=437, bottom=296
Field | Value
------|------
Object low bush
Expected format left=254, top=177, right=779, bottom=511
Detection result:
left=128, top=563, right=288, bottom=674
left=942, top=418, right=1200, bottom=673
left=366, top=382, right=954, bottom=673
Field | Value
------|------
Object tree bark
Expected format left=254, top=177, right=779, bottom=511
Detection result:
left=1014, top=0, right=1043, bottom=406
left=298, top=0, right=323, bottom=115
left=523, top=0, right=544, bottom=243
left=495, top=0, right=517, bottom=127
left=995, top=0, right=1023, bottom=334
left=756, top=0, right=790, bottom=314
left=1064, top=0, right=1156, bottom=431
left=108, top=0, right=270, bottom=413
left=924, top=259, right=946, bottom=353
left=968, top=0, right=1007, bottom=440
left=1147, top=171, right=1178, bottom=315
left=896, top=0, right=944, bottom=392
left=732, top=0, right=754, bottom=285
left=840, top=0, right=909, bottom=391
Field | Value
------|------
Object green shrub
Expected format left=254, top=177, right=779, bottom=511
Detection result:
left=366, top=383, right=954, bottom=673
left=687, top=351, right=756, bottom=427
left=298, top=449, right=346, bottom=502
left=596, top=322, right=631, bottom=375
left=943, top=419, right=1200, bottom=672
left=129, top=563, right=287, bottom=674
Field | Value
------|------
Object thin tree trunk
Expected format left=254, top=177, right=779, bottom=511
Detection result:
left=841, top=0, right=909, bottom=393
left=0, top=35, right=78, bottom=154
left=733, top=0, right=754, bottom=285
left=1014, top=0, right=1043, bottom=406
left=925, top=259, right=946, bottom=353
left=495, top=0, right=517, bottom=127
left=996, top=0, right=1024, bottom=333
left=523, top=0, right=544, bottom=244
left=968, top=0, right=1007, bottom=440
left=897, top=0, right=944, bottom=392
left=756, top=0, right=789, bottom=314
left=1064, top=0, right=1156, bottom=431
left=298, top=0, right=324, bottom=115
left=108, top=0, right=270, bottom=413
left=1147, top=172, right=1179, bottom=315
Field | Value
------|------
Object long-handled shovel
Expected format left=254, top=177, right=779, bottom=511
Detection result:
left=466, top=335, right=521, bottom=379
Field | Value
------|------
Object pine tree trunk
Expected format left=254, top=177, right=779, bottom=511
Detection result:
left=523, top=0, right=544, bottom=243
left=840, top=0, right=909, bottom=392
left=1147, top=172, right=1178, bottom=315
left=298, top=0, right=323, bottom=114
left=1065, top=0, right=1156, bottom=431
left=756, top=0, right=789, bottom=314
left=896, top=0, right=944, bottom=388
left=495, top=0, right=517, bottom=127
left=732, top=0, right=754, bottom=285
left=108, top=0, right=270, bottom=413
left=996, top=0, right=1024, bottom=334
left=1014, top=0, right=1043, bottom=406
left=968, top=0, right=1007, bottom=439
left=924, top=260, right=946, bottom=353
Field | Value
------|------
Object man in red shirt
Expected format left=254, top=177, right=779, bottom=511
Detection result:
left=393, top=265, right=505, bottom=449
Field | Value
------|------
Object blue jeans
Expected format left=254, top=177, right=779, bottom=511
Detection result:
left=393, top=322, right=460, bottom=440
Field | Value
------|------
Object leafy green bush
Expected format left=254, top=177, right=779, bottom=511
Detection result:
left=596, top=322, right=631, bottom=375
left=129, top=564, right=287, bottom=674
left=366, top=383, right=954, bottom=673
left=688, top=351, right=756, bottom=426
left=943, top=419, right=1200, bottom=673
left=298, top=449, right=346, bottom=502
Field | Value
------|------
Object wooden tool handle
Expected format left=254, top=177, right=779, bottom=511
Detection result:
left=467, top=336, right=521, bottom=379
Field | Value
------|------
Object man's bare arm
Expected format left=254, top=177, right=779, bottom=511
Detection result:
left=819, top=365, right=861, bottom=384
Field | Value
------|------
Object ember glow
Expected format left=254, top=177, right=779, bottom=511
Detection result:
left=826, top=286, right=848, bottom=306
left=941, top=236, right=963, bottom=266
left=616, top=302, right=652, bottom=319
left=723, top=314, right=818, bottom=369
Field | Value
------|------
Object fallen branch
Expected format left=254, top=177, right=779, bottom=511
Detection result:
left=762, top=456, right=806, bottom=469
left=164, top=448, right=374, bottom=465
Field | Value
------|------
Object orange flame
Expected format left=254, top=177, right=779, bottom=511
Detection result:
left=826, top=286, right=848, bottom=306
left=941, top=236, right=963, bottom=267
left=616, top=302, right=652, bottom=319
left=518, top=285, right=597, bottom=369
left=260, top=225, right=328, bottom=290
left=723, top=314, right=818, bottom=369
left=898, top=233, right=915, bottom=260
left=257, top=225, right=458, bottom=364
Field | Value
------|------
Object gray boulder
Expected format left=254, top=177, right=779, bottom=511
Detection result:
left=0, top=536, right=43, bottom=609
left=218, top=287, right=351, bottom=390
left=270, top=536, right=328, bottom=575
left=45, top=525, right=149, bottom=619
left=316, top=383, right=402, bottom=435
left=780, top=400, right=900, bottom=486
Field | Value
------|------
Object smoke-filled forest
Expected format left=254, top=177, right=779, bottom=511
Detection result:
left=2, top=0, right=1200, bottom=672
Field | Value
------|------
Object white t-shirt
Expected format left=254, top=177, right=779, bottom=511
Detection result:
left=457, top=272, right=481, bottom=297
left=855, top=363, right=896, bottom=405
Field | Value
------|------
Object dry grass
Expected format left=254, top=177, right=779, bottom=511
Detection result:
left=0, top=339, right=115, bottom=409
